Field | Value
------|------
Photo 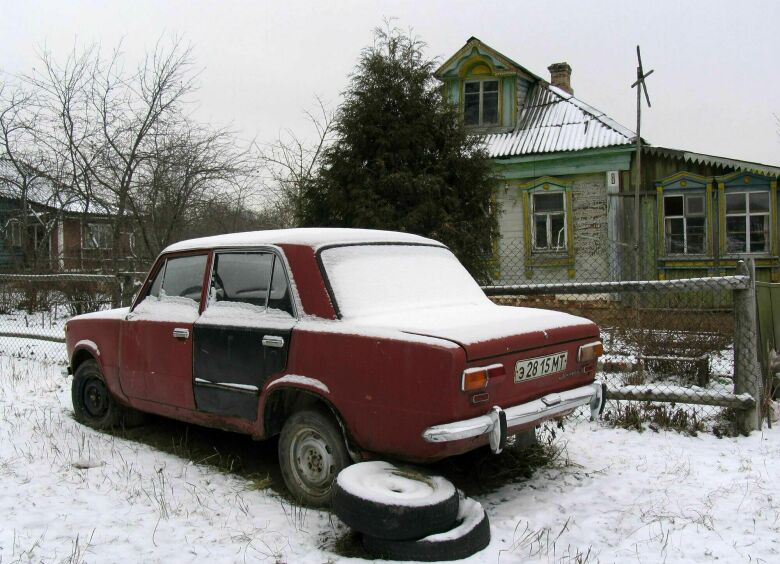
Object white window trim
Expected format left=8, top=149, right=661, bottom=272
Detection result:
left=531, top=191, right=567, bottom=253
left=463, top=78, right=500, bottom=127
left=663, top=193, right=707, bottom=256
left=725, top=190, right=770, bottom=254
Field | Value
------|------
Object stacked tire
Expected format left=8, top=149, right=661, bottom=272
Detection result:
left=332, top=461, right=490, bottom=561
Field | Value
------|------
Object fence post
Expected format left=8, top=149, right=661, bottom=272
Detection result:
left=117, top=273, right=137, bottom=307
left=733, top=259, right=763, bottom=433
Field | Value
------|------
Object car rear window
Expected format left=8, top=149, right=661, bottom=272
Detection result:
left=320, top=244, right=488, bottom=318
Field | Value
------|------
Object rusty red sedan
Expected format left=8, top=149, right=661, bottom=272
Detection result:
left=65, top=228, right=603, bottom=505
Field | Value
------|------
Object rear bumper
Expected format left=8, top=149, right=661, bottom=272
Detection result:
left=422, top=381, right=604, bottom=453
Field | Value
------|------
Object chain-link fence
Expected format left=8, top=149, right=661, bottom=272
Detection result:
left=0, top=242, right=769, bottom=434
left=0, top=273, right=143, bottom=363
left=484, top=240, right=768, bottom=434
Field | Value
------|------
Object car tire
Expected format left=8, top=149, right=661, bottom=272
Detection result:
left=278, top=408, right=350, bottom=507
left=362, top=496, right=491, bottom=561
left=332, top=461, right=460, bottom=541
left=71, top=359, right=127, bottom=430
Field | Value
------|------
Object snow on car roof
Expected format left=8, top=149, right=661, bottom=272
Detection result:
left=162, top=228, right=441, bottom=253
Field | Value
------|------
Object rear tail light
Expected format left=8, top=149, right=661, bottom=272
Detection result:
left=461, top=364, right=505, bottom=392
left=578, top=341, right=604, bottom=363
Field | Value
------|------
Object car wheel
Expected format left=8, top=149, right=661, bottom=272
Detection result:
left=278, top=408, right=350, bottom=507
left=362, top=496, right=491, bottom=561
left=332, top=461, right=460, bottom=541
left=71, top=359, right=125, bottom=430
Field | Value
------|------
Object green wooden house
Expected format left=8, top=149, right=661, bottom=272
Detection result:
left=436, top=38, right=780, bottom=284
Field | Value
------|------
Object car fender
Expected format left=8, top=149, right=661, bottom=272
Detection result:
left=260, top=377, right=362, bottom=461
left=73, top=339, right=101, bottom=361
left=71, top=339, right=130, bottom=404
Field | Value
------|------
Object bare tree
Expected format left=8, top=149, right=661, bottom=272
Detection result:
left=3, top=37, right=278, bottom=288
left=0, top=81, right=57, bottom=269
left=127, top=122, right=256, bottom=258
left=258, top=97, right=334, bottom=226
left=19, top=39, right=196, bottom=282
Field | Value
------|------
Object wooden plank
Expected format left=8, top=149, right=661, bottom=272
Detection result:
left=606, top=386, right=755, bottom=410
left=0, top=331, right=65, bottom=343
left=482, top=274, right=750, bottom=295
left=0, top=273, right=117, bottom=283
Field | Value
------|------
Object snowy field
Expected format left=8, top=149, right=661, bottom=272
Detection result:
left=1, top=347, right=779, bottom=563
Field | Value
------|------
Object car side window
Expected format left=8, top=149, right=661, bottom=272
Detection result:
left=268, top=256, right=294, bottom=316
left=148, top=264, right=164, bottom=298
left=206, top=252, right=294, bottom=318
left=159, top=254, right=208, bottom=303
left=212, top=252, right=274, bottom=308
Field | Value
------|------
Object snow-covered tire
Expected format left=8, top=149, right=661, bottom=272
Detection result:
left=332, top=461, right=459, bottom=541
left=72, top=360, right=126, bottom=430
left=362, top=497, right=491, bottom=561
left=278, top=408, right=350, bottom=507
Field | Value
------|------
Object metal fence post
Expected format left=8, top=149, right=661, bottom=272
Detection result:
left=733, top=259, right=763, bottom=432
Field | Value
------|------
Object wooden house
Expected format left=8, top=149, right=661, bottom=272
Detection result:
left=436, top=38, right=780, bottom=283
left=0, top=193, right=132, bottom=273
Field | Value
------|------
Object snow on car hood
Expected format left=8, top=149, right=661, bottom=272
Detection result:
left=351, top=303, right=598, bottom=360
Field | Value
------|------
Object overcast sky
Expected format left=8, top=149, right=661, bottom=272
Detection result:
left=2, top=0, right=779, bottom=166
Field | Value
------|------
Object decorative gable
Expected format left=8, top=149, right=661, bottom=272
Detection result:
left=435, top=38, right=537, bottom=131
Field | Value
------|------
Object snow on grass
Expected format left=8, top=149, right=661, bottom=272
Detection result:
left=0, top=309, right=66, bottom=339
left=1, top=347, right=779, bottom=562
left=0, top=354, right=336, bottom=563
left=487, top=425, right=780, bottom=562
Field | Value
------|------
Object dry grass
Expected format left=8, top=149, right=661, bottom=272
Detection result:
left=604, top=402, right=706, bottom=435
left=430, top=424, right=565, bottom=497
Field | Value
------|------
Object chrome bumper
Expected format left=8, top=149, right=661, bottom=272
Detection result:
left=422, top=381, right=604, bottom=454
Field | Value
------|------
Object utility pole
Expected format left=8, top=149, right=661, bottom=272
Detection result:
left=631, top=46, right=653, bottom=279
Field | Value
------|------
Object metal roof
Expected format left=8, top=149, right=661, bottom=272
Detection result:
left=485, top=84, right=636, bottom=158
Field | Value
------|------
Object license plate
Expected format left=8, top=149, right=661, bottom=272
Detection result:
left=514, top=352, right=568, bottom=382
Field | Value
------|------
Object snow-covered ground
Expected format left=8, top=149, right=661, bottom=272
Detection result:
left=1, top=348, right=779, bottom=563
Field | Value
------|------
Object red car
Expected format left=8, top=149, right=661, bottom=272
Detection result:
left=66, top=228, right=603, bottom=505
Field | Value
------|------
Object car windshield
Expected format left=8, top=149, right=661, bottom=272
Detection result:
left=320, top=244, right=489, bottom=318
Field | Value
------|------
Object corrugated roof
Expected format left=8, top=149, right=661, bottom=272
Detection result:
left=485, top=84, right=636, bottom=158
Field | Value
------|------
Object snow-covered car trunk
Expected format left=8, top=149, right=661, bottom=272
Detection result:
left=357, top=303, right=598, bottom=362
left=320, top=243, right=600, bottom=406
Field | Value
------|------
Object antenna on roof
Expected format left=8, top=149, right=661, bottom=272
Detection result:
left=631, top=45, right=654, bottom=278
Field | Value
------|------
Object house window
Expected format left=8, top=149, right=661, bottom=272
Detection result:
left=84, top=223, right=112, bottom=249
left=725, top=191, right=769, bottom=253
left=5, top=219, right=22, bottom=247
left=532, top=192, right=567, bottom=251
left=463, top=79, right=499, bottom=126
left=663, top=194, right=706, bottom=255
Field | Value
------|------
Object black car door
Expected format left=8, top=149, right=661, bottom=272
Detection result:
left=192, top=250, right=295, bottom=420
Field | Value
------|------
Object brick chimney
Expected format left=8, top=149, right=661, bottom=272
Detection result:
left=548, top=62, right=573, bottom=95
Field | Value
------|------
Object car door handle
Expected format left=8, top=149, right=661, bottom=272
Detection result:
left=173, top=328, right=190, bottom=340
left=262, top=335, right=285, bottom=348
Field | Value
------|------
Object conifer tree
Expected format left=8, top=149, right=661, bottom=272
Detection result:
left=300, top=26, right=499, bottom=282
